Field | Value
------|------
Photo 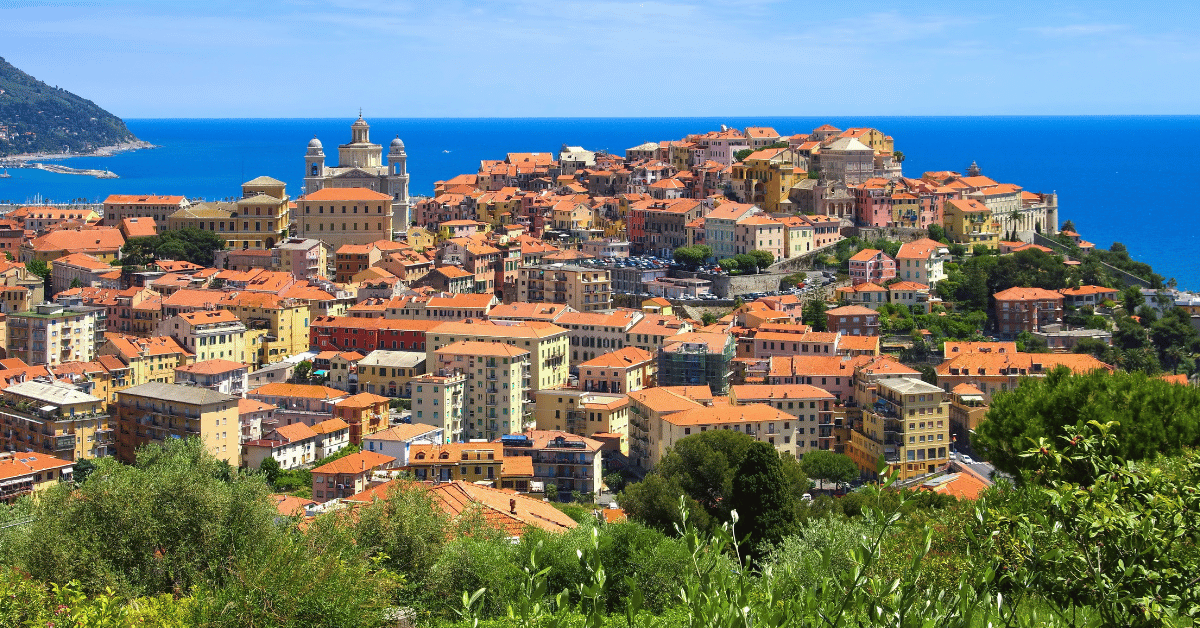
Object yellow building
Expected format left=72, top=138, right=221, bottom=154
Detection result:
left=656, top=404, right=800, bottom=468
left=404, top=442, right=532, bottom=487
left=849, top=377, right=950, bottom=481
left=99, top=335, right=194, bottom=388
left=20, top=227, right=125, bottom=264
left=405, top=226, right=437, bottom=252
left=0, top=380, right=112, bottom=461
left=219, top=292, right=310, bottom=365
left=626, top=386, right=710, bottom=469
left=165, top=177, right=291, bottom=250
left=730, top=147, right=807, bottom=212
left=355, top=350, right=427, bottom=397
left=943, top=199, right=1000, bottom=249
left=0, top=452, right=74, bottom=503
left=157, top=310, right=248, bottom=364
left=533, top=389, right=629, bottom=454
left=578, top=346, right=655, bottom=394
left=115, top=382, right=239, bottom=465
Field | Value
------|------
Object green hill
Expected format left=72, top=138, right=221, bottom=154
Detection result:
left=0, top=56, right=138, bottom=157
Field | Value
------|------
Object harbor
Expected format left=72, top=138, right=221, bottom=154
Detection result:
left=0, top=161, right=118, bottom=179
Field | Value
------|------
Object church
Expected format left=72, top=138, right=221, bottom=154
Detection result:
left=304, top=114, right=411, bottom=228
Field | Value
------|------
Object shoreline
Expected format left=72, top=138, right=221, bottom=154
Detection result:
left=0, top=140, right=156, bottom=164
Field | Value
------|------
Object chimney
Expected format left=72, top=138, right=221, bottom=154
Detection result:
left=509, top=498, right=517, bottom=514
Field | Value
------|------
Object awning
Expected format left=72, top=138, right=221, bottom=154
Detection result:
left=312, top=370, right=328, bottom=376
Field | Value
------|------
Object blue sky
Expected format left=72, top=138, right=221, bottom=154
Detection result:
left=3, top=0, right=1198, bottom=117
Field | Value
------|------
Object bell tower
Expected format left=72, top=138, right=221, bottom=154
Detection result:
left=304, top=135, right=325, bottom=194
left=388, top=135, right=411, bottom=228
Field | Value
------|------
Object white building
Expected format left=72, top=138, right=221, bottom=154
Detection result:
left=6, top=303, right=102, bottom=366
left=363, top=423, right=445, bottom=465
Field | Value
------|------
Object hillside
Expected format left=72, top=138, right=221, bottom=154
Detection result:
left=0, top=56, right=139, bottom=158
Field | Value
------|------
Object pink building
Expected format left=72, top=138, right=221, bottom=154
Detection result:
left=848, top=249, right=896, bottom=286
left=735, top=215, right=785, bottom=260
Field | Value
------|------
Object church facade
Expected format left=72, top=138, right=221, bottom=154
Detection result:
left=304, top=115, right=411, bottom=229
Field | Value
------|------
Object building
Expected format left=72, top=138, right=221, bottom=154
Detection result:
left=242, top=422, right=318, bottom=470
left=578, top=346, right=655, bottom=394
left=657, top=332, right=735, bottom=394
left=433, top=341, right=530, bottom=441
left=895, top=238, right=949, bottom=287
left=403, top=442, right=527, bottom=488
left=332, top=392, right=391, bottom=444
left=935, top=351, right=1111, bottom=402
left=276, top=237, right=329, bottom=281
left=114, top=382, right=239, bottom=465
left=21, top=227, right=125, bottom=264
left=1032, top=325, right=1113, bottom=352
left=850, top=377, right=950, bottom=481
left=825, top=305, right=880, bottom=336
left=887, top=281, right=932, bottom=313
left=0, top=380, right=111, bottom=461
left=948, top=383, right=987, bottom=450
left=848, top=249, right=896, bottom=286
left=943, top=198, right=1000, bottom=248
left=498, top=431, right=604, bottom=501
left=49, top=253, right=121, bottom=295
left=304, top=115, right=411, bottom=227
left=7, top=303, right=102, bottom=367
left=425, top=320, right=569, bottom=392
left=98, top=335, right=192, bottom=388
left=532, top=389, right=629, bottom=449
left=993, top=286, right=1065, bottom=335
left=173, top=359, right=248, bottom=397
left=517, top=264, right=612, bottom=312
left=1059, top=285, right=1120, bottom=309
left=409, top=369, right=467, bottom=442
left=729, top=384, right=837, bottom=456
left=654, top=404, right=801, bottom=468
left=835, top=282, right=888, bottom=308
left=0, top=452, right=74, bottom=503
left=102, top=194, right=188, bottom=228
left=312, top=418, right=352, bottom=459
left=310, top=450, right=395, bottom=503
left=157, top=310, right=249, bottom=364
left=363, top=423, right=444, bottom=464
left=296, top=187, right=396, bottom=249
left=355, top=350, right=428, bottom=397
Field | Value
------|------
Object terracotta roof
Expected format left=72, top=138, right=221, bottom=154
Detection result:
left=312, top=450, right=395, bottom=475
left=579, top=346, right=654, bottom=369
left=502, top=455, right=534, bottom=477
left=838, top=335, right=880, bottom=352
left=0, top=453, right=72, bottom=481
left=238, top=398, right=275, bottom=414
left=888, top=281, right=929, bottom=291
left=175, top=358, right=245, bottom=375
left=731, top=384, right=834, bottom=401
left=993, top=286, right=1063, bottom=301
left=335, top=392, right=390, bottom=408
left=825, top=305, right=879, bottom=316
left=952, top=383, right=987, bottom=396
left=427, top=480, right=577, bottom=535
left=437, top=340, right=531, bottom=358
left=272, top=422, right=318, bottom=443
left=849, top=248, right=885, bottom=262
left=178, top=309, right=241, bottom=325
left=103, top=194, right=186, bottom=205
left=271, top=494, right=316, bottom=517
left=249, top=383, right=346, bottom=400
left=52, top=252, right=112, bottom=271
left=896, top=238, right=945, bottom=260
left=301, top=187, right=393, bottom=201
left=366, top=424, right=442, bottom=442
left=312, top=418, right=351, bottom=434
left=663, top=403, right=793, bottom=427
left=936, top=352, right=1111, bottom=377
left=28, top=228, right=124, bottom=252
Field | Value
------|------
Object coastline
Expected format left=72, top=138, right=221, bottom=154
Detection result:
left=0, top=139, right=156, bottom=163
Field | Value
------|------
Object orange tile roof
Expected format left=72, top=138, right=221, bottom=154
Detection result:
left=312, top=418, right=351, bottom=434
left=301, top=187, right=393, bottom=201
left=0, top=453, right=72, bottom=481
left=427, top=481, right=577, bottom=535
left=952, top=383, right=987, bottom=396
left=731, top=384, right=834, bottom=401
left=52, top=252, right=112, bottom=271
left=993, top=286, right=1063, bottom=301
left=249, top=383, right=346, bottom=400
left=273, top=422, right=318, bottom=442
left=175, top=358, right=245, bottom=375
left=826, top=305, right=878, bottom=316
left=238, top=398, right=275, bottom=414
left=28, top=227, right=124, bottom=253
left=838, top=335, right=880, bottom=352
left=178, top=309, right=241, bottom=325
left=895, top=238, right=945, bottom=260
left=436, top=340, right=530, bottom=358
left=312, top=451, right=395, bottom=474
left=367, top=424, right=443, bottom=442
left=271, top=494, right=316, bottom=517
left=103, top=194, right=186, bottom=205
left=1059, top=285, right=1119, bottom=297
left=888, top=281, right=929, bottom=291
left=849, top=248, right=884, bottom=262
left=663, top=403, right=793, bottom=427
left=936, top=352, right=1111, bottom=377
left=579, top=346, right=654, bottom=369
left=335, top=392, right=390, bottom=408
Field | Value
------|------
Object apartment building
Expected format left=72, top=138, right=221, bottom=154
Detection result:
left=102, top=194, right=188, bottom=228
left=0, top=452, right=74, bottom=504
left=409, top=369, right=466, bottom=443
left=114, top=382, right=239, bottom=465
left=498, top=431, right=603, bottom=500
left=7, top=303, right=102, bottom=367
left=433, top=341, right=530, bottom=441
left=310, top=450, right=395, bottom=503
left=518, top=264, right=612, bottom=312
left=426, top=320, right=569, bottom=392
left=849, top=377, right=950, bottom=481
left=729, top=384, right=836, bottom=456
left=578, top=346, right=655, bottom=394
left=157, top=310, right=248, bottom=364
left=296, top=187, right=395, bottom=249
left=993, top=287, right=1065, bottom=335
left=848, top=249, right=896, bottom=286
left=532, top=389, right=629, bottom=450
left=173, top=359, right=249, bottom=397
left=0, top=380, right=112, bottom=461
left=363, top=423, right=445, bottom=463
left=657, top=332, right=735, bottom=394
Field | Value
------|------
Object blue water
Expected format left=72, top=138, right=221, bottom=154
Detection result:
left=1, top=116, right=1197, bottom=287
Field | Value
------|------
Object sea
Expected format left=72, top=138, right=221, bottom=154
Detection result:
left=1, top=116, right=1198, bottom=287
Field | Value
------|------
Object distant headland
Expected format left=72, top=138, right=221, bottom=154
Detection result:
left=0, top=56, right=146, bottom=161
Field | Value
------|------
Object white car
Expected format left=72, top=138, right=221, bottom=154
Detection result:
left=960, top=455, right=974, bottom=464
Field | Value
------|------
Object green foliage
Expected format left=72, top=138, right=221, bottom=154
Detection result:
left=120, top=228, right=225, bottom=268
left=730, top=442, right=798, bottom=556
left=294, top=359, right=312, bottom=381
left=927, top=224, right=946, bottom=242
left=258, top=455, right=281, bottom=484
left=717, top=257, right=739, bottom=273
left=1015, top=330, right=1050, bottom=353
left=799, top=450, right=859, bottom=485
left=801, top=299, right=827, bottom=331
left=780, top=272, right=807, bottom=290
left=1060, top=219, right=1075, bottom=232
left=672, top=245, right=711, bottom=269
left=734, top=253, right=757, bottom=274
left=0, top=56, right=138, bottom=157
left=748, top=249, right=774, bottom=270
left=973, top=367, right=1200, bottom=481
left=700, top=312, right=717, bottom=326
left=24, top=258, right=49, bottom=279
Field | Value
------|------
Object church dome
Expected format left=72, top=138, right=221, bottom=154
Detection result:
left=308, top=137, right=323, bottom=149
left=390, top=135, right=405, bottom=150
left=352, top=116, right=369, bottom=128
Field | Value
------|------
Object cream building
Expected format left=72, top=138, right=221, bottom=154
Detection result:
left=295, top=187, right=395, bottom=249
left=6, top=303, right=102, bottom=366
left=533, top=389, right=629, bottom=453
left=433, top=341, right=530, bottom=441
left=156, top=310, right=248, bottom=364
left=409, top=370, right=467, bottom=443
left=426, top=320, right=569, bottom=393
left=304, top=115, right=411, bottom=227
left=1, top=381, right=112, bottom=461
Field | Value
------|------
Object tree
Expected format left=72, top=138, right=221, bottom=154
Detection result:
left=734, top=253, right=757, bottom=274
left=293, top=359, right=312, bottom=381
left=1072, top=336, right=1113, bottom=362
left=69, top=277, right=82, bottom=289
left=673, top=245, right=711, bottom=270
left=701, top=312, right=717, bottom=326
left=259, top=455, right=281, bottom=487
left=927, top=224, right=946, bottom=242
left=729, top=441, right=797, bottom=557
left=1060, top=219, right=1076, bottom=232
left=948, top=243, right=967, bottom=257
left=733, top=148, right=754, bottom=162
left=24, top=258, right=49, bottom=280
left=799, top=450, right=859, bottom=486
left=893, top=150, right=905, bottom=163
left=972, top=367, right=1200, bottom=481
left=1150, top=307, right=1200, bottom=373
left=748, top=249, right=774, bottom=271
left=1122, top=285, right=1145, bottom=314
left=717, top=257, right=739, bottom=273
left=801, top=299, right=828, bottom=331
left=1015, top=331, right=1050, bottom=353
left=971, top=244, right=994, bottom=257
